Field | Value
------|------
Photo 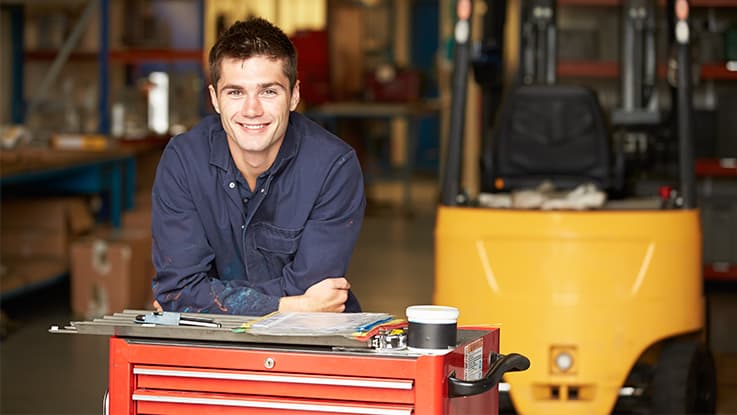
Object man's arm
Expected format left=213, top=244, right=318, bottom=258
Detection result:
left=277, top=149, right=366, bottom=310
left=154, top=277, right=350, bottom=313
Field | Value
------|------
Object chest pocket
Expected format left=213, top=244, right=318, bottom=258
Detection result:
left=245, top=222, right=303, bottom=291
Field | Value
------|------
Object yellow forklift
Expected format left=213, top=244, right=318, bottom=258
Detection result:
left=434, top=0, right=716, bottom=414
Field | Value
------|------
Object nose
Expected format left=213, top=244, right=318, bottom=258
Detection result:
left=241, top=95, right=263, bottom=117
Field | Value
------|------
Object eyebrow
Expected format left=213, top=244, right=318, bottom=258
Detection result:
left=259, top=82, right=287, bottom=91
left=219, top=82, right=287, bottom=94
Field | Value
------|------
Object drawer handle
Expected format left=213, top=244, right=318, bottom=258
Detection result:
left=448, top=352, right=530, bottom=398
left=134, top=367, right=413, bottom=390
left=133, top=393, right=412, bottom=415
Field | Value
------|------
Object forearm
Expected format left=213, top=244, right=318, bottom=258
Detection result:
left=154, top=272, right=281, bottom=316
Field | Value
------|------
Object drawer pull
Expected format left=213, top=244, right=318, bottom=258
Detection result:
left=134, top=367, right=413, bottom=390
left=132, top=393, right=413, bottom=415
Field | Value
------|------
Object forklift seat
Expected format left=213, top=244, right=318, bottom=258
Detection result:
left=483, top=84, right=612, bottom=192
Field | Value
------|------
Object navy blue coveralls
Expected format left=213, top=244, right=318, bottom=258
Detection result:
left=151, top=112, right=365, bottom=315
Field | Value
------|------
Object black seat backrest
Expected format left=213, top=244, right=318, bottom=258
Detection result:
left=482, top=84, right=612, bottom=192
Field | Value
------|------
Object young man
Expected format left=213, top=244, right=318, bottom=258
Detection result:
left=151, top=18, right=365, bottom=315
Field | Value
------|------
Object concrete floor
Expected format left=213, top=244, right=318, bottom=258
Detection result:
left=1, top=184, right=736, bottom=414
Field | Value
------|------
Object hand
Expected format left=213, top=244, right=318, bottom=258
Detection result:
left=278, top=277, right=350, bottom=312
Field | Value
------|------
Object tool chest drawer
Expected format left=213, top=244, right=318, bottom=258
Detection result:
left=133, top=389, right=414, bottom=415
left=133, top=365, right=415, bottom=404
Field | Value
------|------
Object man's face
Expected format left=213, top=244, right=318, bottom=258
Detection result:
left=209, top=56, right=300, bottom=159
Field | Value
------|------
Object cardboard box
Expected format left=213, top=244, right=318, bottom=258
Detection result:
left=1, top=197, right=95, bottom=260
left=1, top=197, right=95, bottom=299
left=0, top=258, right=67, bottom=297
left=70, top=227, right=154, bottom=319
left=1, top=196, right=94, bottom=234
left=0, top=227, right=66, bottom=259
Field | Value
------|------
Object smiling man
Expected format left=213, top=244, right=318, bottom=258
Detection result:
left=151, top=18, right=365, bottom=315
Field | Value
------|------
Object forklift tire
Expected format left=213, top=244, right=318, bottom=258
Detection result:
left=651, top=340, right=717, bottom=415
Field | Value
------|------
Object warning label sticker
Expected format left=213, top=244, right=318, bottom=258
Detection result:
left=464, top=338, right=484, bottom=381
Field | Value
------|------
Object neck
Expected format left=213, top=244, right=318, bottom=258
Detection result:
left=226, top=137, right=280, bottom=190
left=234, top=152, right=272, bottom=190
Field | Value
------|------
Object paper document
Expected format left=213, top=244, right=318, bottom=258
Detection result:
left=242, top=312, right=394, bottom=336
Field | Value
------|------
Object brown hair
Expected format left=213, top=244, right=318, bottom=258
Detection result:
left=208, top=17, right=298, bottom=91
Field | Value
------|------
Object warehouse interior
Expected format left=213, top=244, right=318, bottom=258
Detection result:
left=1, top=0, right=736, bottom=414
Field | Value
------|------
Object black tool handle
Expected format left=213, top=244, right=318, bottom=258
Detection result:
left=180, top=316, right=222, bottom=328
left=448, top=352, right=530, bottom=398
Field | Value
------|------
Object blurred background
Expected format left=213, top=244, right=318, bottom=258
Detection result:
left=0, top=0, right=736, bottom=414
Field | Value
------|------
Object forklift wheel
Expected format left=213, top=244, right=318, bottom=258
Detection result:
left=651, top=340, right=717, bottom=415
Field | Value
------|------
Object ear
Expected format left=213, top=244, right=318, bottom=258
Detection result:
left=208, top=84, right=220, bottom=114
left=289, top=80, right=301, bottom=111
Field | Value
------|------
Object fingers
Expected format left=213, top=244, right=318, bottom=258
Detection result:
left=279, top=277, right=352, bottom=313
left=297, top=278, right=351, bottom=312
left=321, top=278, right=350, bottom=312
left=319, top=298, right=346, bottom=313
left=325, top=277, right=350, bottom=290
left=332, top=286, right=349, bottom=303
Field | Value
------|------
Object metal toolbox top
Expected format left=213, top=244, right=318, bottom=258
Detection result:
left=50, top=310, right=376, bottom=349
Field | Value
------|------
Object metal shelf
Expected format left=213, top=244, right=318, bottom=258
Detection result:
left=696, top=158, right=737, bottom=177
left=109, top=49, right=204, bottom=63
left=559, top=0, right=737, bottom=6
left=704, top=264, right=737, bottom=282
left=25, top=49, right=204, bottom=63
left=12, top=0, right=205, bottom=134
left=558, top=60, right=737, bottom=80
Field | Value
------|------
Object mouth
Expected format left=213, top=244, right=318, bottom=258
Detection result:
left=239, top=122, right=269, bottom=131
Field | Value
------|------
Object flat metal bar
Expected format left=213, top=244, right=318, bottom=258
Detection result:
left=98, top=0, right=110, bottom=133
left=10, top=4, right=24, bottom=123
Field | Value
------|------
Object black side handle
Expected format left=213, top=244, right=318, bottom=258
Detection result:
left=448, top=352, right=530, bottom=398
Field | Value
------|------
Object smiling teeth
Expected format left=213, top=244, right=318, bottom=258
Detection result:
left=245, top=124, right=265, bottom=129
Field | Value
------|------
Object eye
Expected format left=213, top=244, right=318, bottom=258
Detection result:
left=226, top=89, right=243, bottom=97
left=262, top=88, right=278, bottom=97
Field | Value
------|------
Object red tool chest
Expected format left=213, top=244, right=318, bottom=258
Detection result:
left=107, top=328, right=500, bottom=415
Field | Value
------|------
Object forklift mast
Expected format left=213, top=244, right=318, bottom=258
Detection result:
left=520, top=0, right=557, bottom=85
left=441, top=0, right=696, bottom=209
left=440, top=0, right=473, bottom=206
left=612, top=0, right=660, bottom=126
left=671, top=0, right=697, bottom=208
